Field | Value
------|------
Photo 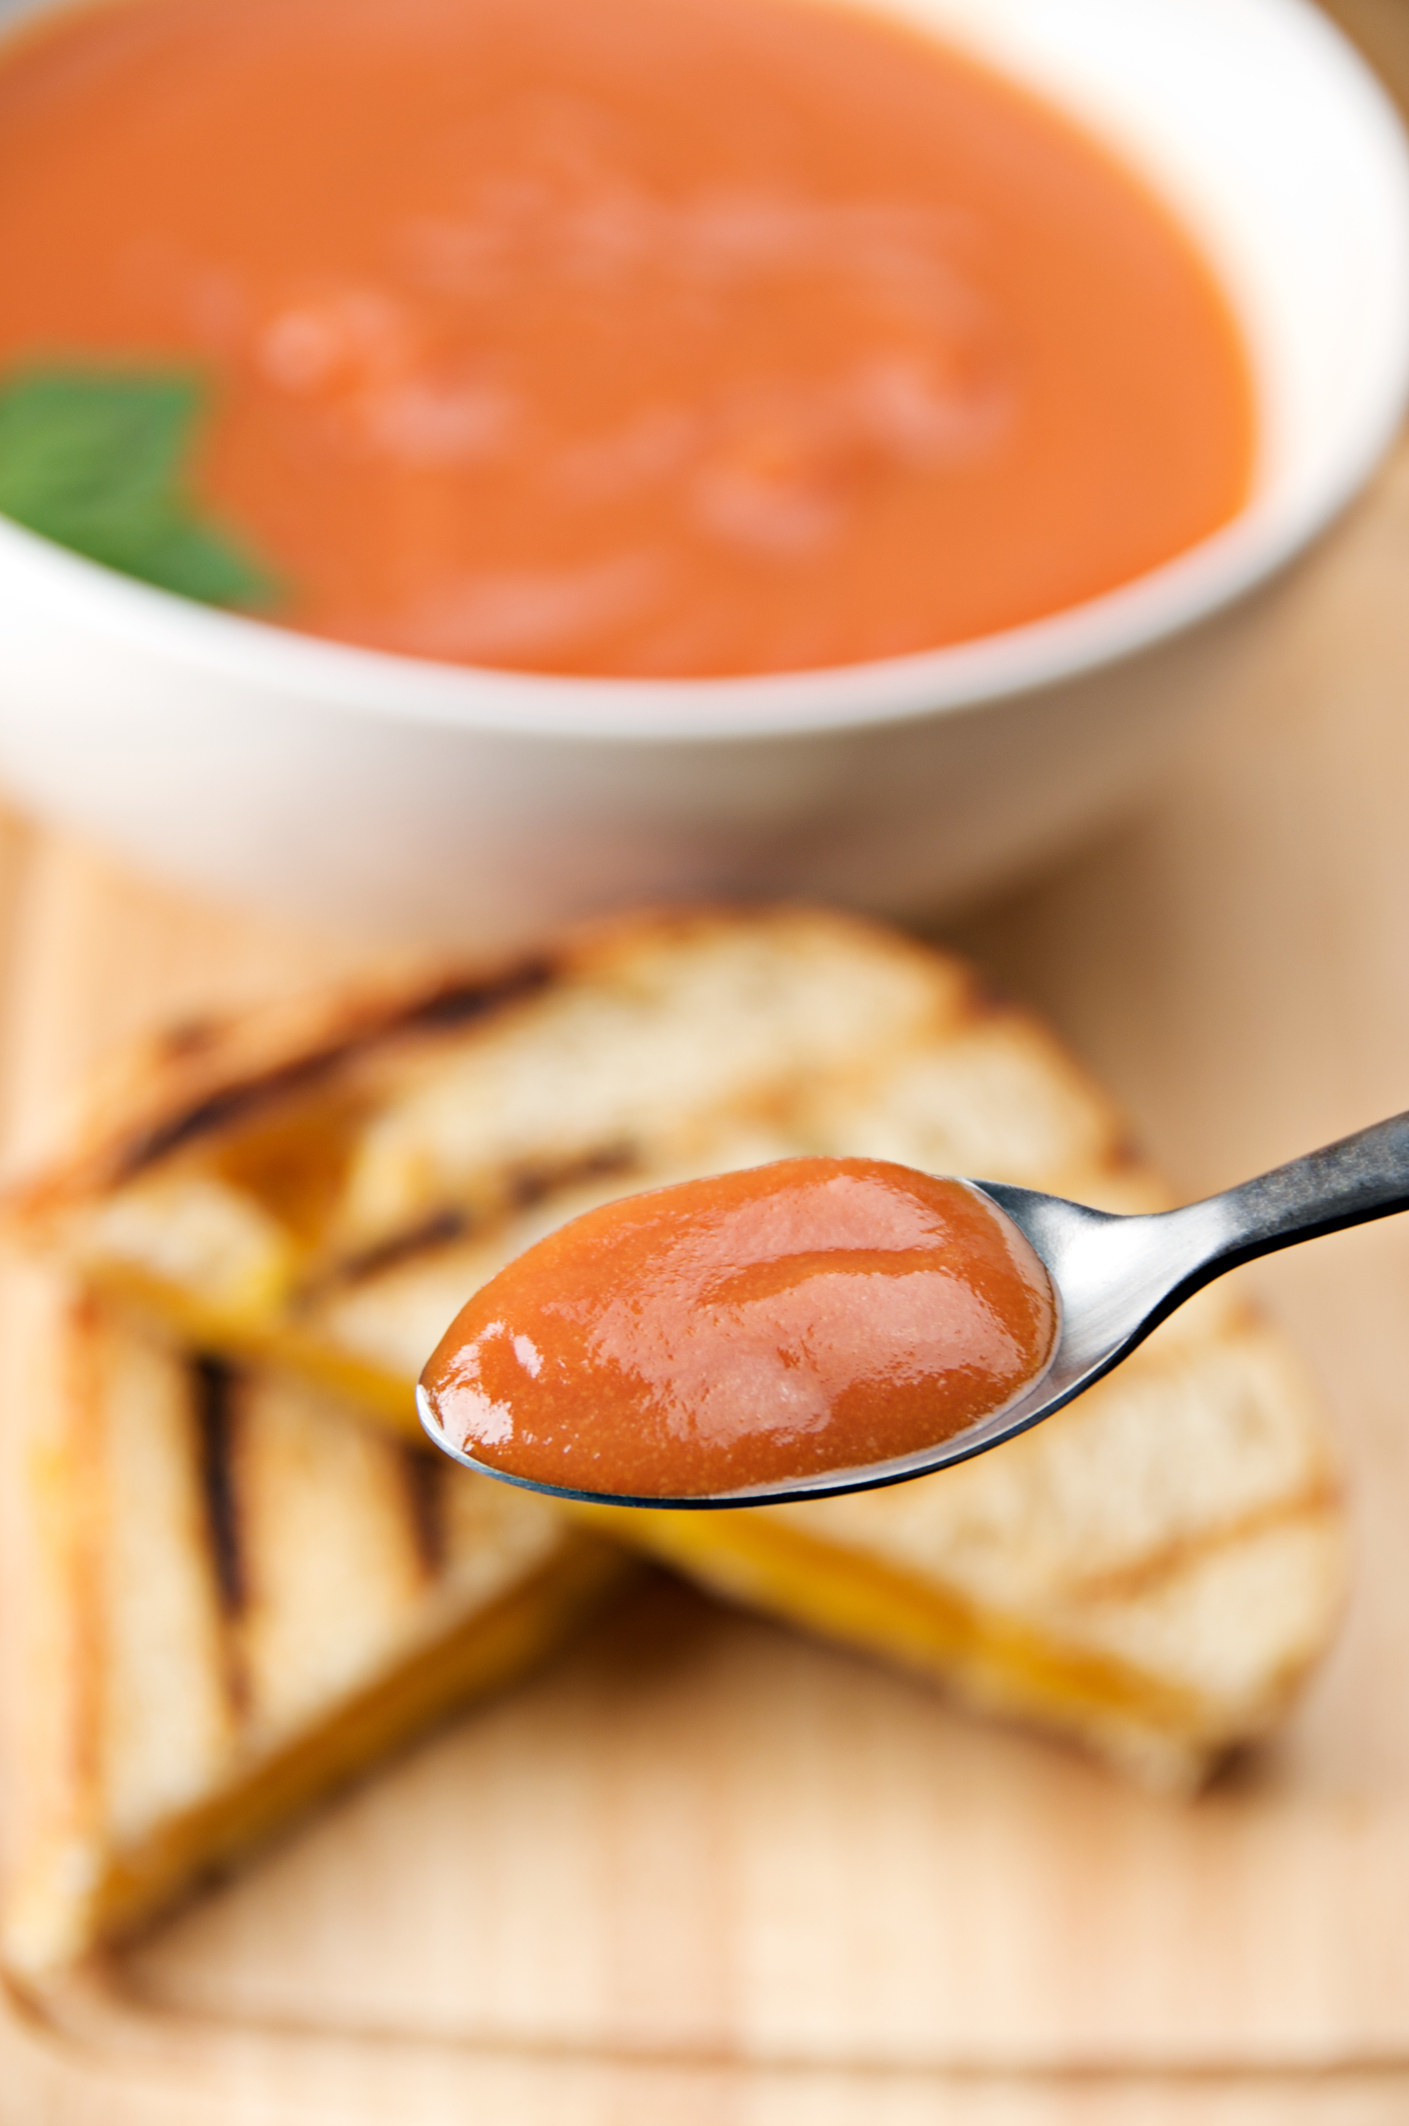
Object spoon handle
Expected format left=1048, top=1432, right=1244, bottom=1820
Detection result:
left=1198, top=1110, right=1409, bottom=1273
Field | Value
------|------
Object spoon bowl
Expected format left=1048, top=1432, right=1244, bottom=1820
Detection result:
left=418, top=1111, right=1409, bottom=1507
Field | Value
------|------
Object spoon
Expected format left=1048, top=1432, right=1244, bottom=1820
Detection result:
left=418, top=1110, right=1409, bottom=1509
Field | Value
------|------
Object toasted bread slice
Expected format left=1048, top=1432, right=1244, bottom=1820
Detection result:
left=6, top=907, right=1348, bottom=1790
left=2, top=1289, right=628, bottom=1981
left=598, top=1293, right=1344, bottom=1789
left=10, top=906, right=1129, bottom=1426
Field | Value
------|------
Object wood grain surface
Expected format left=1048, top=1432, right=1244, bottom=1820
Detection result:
left=4, top=10, right=1409, bottom=2108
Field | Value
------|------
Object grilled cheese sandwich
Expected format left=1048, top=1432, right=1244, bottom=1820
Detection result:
left=6, top=906, right=1348, bottom=1824
left=3, top=1291, right=628, bottom=1980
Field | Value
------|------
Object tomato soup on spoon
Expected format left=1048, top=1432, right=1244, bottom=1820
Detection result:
left=420, top=1159, right=1059, bottom=1499
left=0, top=0, right=1253, bottom=677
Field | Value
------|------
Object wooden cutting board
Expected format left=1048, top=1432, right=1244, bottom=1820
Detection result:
left=7, top=31, right=1409, bottom=2098
left=1, top=440, right=1409, bottom=2122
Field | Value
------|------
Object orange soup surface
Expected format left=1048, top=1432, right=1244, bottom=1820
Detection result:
left=419, top=1158, right=1058, bottom=1498
left=0, top=0, right=1254, bottom=677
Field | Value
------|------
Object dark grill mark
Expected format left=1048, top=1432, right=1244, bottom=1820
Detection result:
left=401, top=1445, right=447, bottom=1579
left=508, top=1140, right=638, bottom=1211
left=122, top=1056, right=338, bottom=1174
left=403, top=958, right=555, bottom=1032
left=335, top=1208, right=469, bottom=1287
left=192, top=1355, right=246, bottom=1618
left=117, top=957, right=560, bottom=1179
left=321, top=1143, right=639, bottom=1295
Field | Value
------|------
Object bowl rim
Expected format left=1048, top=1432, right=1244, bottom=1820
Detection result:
left=1, top=0, right=1407, bottom=746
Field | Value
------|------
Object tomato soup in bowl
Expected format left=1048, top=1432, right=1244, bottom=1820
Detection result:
left=0, top=0, right=1400, bottom=938
left=0, top=0, right=1254, bottom=680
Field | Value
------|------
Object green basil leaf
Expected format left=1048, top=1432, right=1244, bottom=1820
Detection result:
left=0, top=370, right=198, bottom=519
left=0, top=365, right=277, bottom=609
left=55, top=508, right=276, bottom=606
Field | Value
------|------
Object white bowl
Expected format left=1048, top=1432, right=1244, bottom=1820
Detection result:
left=0, top=0, right=1405, bottom=945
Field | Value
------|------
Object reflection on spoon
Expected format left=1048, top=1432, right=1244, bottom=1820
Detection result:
left=418, top=1116, right=1409, bottom=1510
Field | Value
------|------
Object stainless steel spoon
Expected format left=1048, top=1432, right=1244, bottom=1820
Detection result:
left=418, top=1110, right=1409, bottom=1509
